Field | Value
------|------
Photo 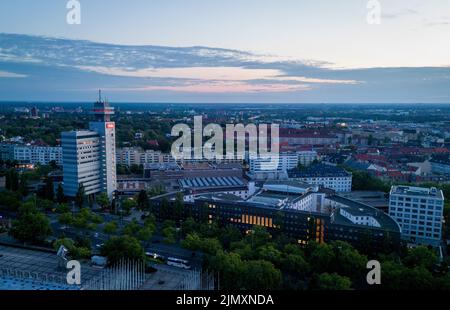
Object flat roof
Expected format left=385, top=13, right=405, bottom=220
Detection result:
left=0, top=245, right=102, bottom=289
left=288, top=164, right=351, bottom=178
left=390, top=185, right=444, bottom=199
left=180, top=176, right=245, bottom=189
left=328, top=196, right=400, bottom=232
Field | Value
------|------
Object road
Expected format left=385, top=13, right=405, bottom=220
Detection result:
left=48, top=211, right=204, bottom=269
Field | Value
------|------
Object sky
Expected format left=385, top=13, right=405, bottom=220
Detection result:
left=0, top=0, right=449, bottom=103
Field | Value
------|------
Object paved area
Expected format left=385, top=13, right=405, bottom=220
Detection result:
left=140, top=264, right=197, bottom=290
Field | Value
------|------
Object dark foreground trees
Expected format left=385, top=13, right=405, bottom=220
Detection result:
left=9, top=203, right=52, bottom=244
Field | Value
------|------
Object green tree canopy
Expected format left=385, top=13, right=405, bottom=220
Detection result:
left=314, top=273, right=352, bottom=290
left=9, top=205, right=52, bottom=244
left=243, top=260, right=282, bottom=290
left=101, top=235, right=145, bottom=266
left=96, top=192, right=110, bottom=210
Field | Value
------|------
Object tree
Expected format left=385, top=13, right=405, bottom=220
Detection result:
left=53, top=238, right=91, bottom=259
left=307, top=242, right=335, bottom=273
left=181, top=217, right=198, bottom=237
left=218, top=226, right=242, bottom=249
left=57, top=203, right=71, bottom=214
left=0, top=191, right=21, bottom=212
left=18, top=173, right=29, bottom=197
left=103, top=221, right=118, bottom=234
left=75, top=183, right=85, bottom=209
left=256, top=244, right=283, bottom=265
left=39, top=199, right=54, bottom=212
left=122, top=220, right=141, bottom=237
left=56, top=183, right=65, bottom=204
left=5, top=168, right=19, bottom=191
left=96, top=192, right=110, bottom=210
left=174, top=192, right=184, bottom=222
left=136, top=190, right=150, bottom=211
left=58, top=212, right=73, bottom=225
left=137, top=226, right=154, bottom=244
left=160, top=197, right=171, bottom=220
left=331, top=241, right=367, bottom=281
left=350, top=170, right=390, bottom=192
left=246, top=226, right=272, bottom=249
left=144, top=213, right=157, bottom=229
left=181, top=233, right=202, bottom=251
left=101, top=235, right=146, bottom=266
left=403, top=246, right=437, bottom=271
left=9, top=206, right=52, bottom=244
left=282, top=253, right=310, bottom=275
left=383, top=257, right=436, bottom=290
left=122, top=198, right=137, bottom=215
left=314, top=273, right=352, bottom=290
left=43, top=177, right=54, bottom=201
left=243, top=260, right=282, bottom=290
left=402, top=266, right=434, bottom=290
left=162, top=222, right=177, bottom=244
left=209, top=251, right=246, bottom=290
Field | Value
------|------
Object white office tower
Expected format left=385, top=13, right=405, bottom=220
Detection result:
left=89, top=92, right=117, bottom=198
left=61, top=130, right=102, bottom=197
left=62, top=92, right=117, bottom=198
left=389, top=185, right=445, bottom=246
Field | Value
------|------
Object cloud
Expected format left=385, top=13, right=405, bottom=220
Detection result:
left=382, top=8, right=419, bottom=19
left=0, top=33, right=448, bottom=103
left=76, top=65, right=358, bottom=93
left=0, top=70, right=27, bottom=78
left=108, top=81, right=311, bottom=94
left=423, top=16, right=450, bottom=27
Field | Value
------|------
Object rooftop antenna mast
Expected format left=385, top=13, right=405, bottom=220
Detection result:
left=98, top=89, right=102, bottom=102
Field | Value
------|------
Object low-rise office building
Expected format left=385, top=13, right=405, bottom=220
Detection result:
left=152, top=180, right=400, bottom=251
left=389, top=185, right=444, bottom=246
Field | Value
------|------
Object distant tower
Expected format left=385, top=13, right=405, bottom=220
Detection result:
left=89, top=90, right=117, bottom=198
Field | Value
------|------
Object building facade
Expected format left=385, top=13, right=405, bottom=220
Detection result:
left=249, top=152, right=299, bottom=172
left=288, top=164, right=352, bottom=193
left=116, top=147, right=176, bottom=166
left=389, top=185, right=444, bottom=246
left=13, top=145, right=62, bottom=166
left=61, top=130, right=102, bottom=197
left=151, top=180, right=400, bottom=251
left=430, top=155, right=450, bottom=175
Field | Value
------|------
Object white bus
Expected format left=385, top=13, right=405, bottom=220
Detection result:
left=167, top=257, right=191, bottom=270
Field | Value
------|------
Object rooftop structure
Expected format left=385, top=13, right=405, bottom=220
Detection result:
left=91, top=90, right=114, bottom=122
left=390, top=185, right=444, bottom=199
left=180, top=176, right=245, bottom=190
left=288, top=163, right=351, bottom=178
